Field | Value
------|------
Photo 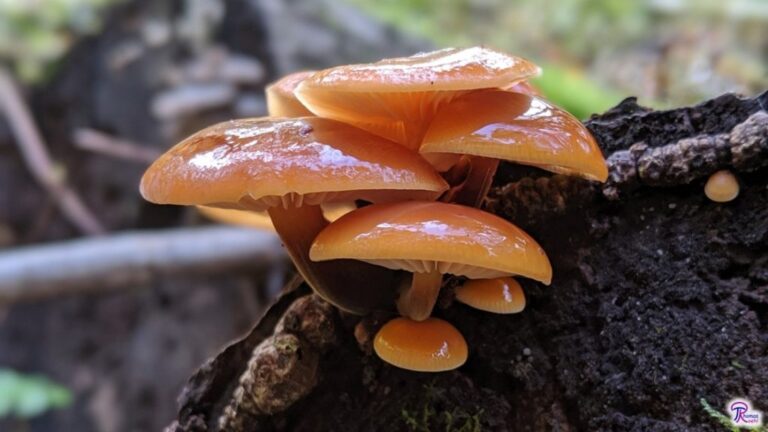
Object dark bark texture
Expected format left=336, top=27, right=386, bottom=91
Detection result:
left=167, top=93, right=768, bottom=431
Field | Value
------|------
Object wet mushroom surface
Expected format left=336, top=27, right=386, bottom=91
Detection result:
left=141, top=116, right=448, bottom=314
left=295, top=47, right=541, bottom=149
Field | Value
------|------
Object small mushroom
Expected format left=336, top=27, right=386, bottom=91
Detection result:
left=373, top=317, right=468, bottom=372
left=704, top=169, right=739, bottom=203
left=454, top=277, right=526, bottom=314
left=141, top=117, right=448, bottom=314
left=265, top=70, right=315, bottom=117
left=310, top=201, right=551, bottom=321
left=295, top=47, right=540, bottom=150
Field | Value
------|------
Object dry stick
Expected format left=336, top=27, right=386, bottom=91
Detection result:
left=0, top=226, right=285, bottom=305
left=72, top=128, right=162, bottom=164
left=0, top=69, right=105, bottom=235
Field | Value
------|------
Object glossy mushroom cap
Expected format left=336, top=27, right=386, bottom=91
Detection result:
left=266, top=70, right=315, bottom=117
left=420, top=90, right=608, bottom=181
left=374, top=317, right=468, bottom=372
left=197, top=202, right=356, bottom=229
left=310, top=201, right=552, bottom=284
left=295, top=47, right=541, bottom=149
left=140, top=117, right=448, bottom=209
left=704, top=170, right=739, bottom=203
left=454, top=277, right=526, bottom=314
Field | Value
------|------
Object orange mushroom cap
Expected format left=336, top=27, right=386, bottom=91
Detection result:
left=374, top=317, right=468, bottom=372
left=420, top=90, right=608, bottom=181
left=704, top=170, right=739, bottom=203
left=310, top=201, right=552, bottom=284
left=295, top=47, right=541, bottom=150
left=454, top=277, right=526, bottom=314
left=266, top=70, right=315, bottom=117
left=140, top=117, right=448, bottom=209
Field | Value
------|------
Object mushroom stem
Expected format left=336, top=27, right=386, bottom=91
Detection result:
left=268, top=204, right=328, bottom=288
left=397, top=270, right=443, bottom=321
left=268, top=204, right=397, bottom=314
left=448, top=156, right=500, bottom=208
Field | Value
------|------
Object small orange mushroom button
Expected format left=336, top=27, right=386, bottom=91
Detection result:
left=374, top=317, right=468, bottom=372
left=454, top=277, right=526, bottom=314
left=704, top=170, right=739, bottom=203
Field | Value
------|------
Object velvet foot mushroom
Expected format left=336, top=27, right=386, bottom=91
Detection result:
left=141, top=117, right=448, bottom=314
left=310, top=201, right=551, bottom=322
left=422, top=89, right=608, bottom=206
left=295, top=47, right=541, bottom=150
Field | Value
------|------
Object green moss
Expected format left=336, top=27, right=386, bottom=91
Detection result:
left=400, top=382, right=484, bottom=432
left=700, top=398, right=767, bottom=432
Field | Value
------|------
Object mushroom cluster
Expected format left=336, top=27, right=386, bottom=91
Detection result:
left=141, top=47, right=608, bottom=373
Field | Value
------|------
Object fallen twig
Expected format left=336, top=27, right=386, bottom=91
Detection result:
left=0, top=226, right=285, bottom=305
left=72, top=128, right=162, bottom=164
left=0, top=68, right=105, bottom=235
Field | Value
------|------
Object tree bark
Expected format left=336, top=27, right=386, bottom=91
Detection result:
left=166, top=91, right=768, bottom=432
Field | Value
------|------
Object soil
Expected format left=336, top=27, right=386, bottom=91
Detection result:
left=0, top=0, right=765, bottom=431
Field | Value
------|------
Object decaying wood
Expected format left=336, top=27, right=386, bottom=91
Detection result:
left=0, top=226, right=284, bottom=304
left=166, top=92, right=767, bottom=432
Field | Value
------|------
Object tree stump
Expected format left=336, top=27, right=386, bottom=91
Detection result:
left=167, top=92, right=768, bottom=432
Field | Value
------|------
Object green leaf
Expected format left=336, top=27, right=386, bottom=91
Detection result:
left=532, top=64, right=625, bottom=120
left=0, top=368, right=73, bottom=420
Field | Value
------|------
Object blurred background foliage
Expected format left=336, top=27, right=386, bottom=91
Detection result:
left=0, top=0, right=120, bottom=82
left=0, top=369, right=72, bottom=419
left=346, top=0, right=768, bottom=117
left=0, top=0, right=766, bottom=117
